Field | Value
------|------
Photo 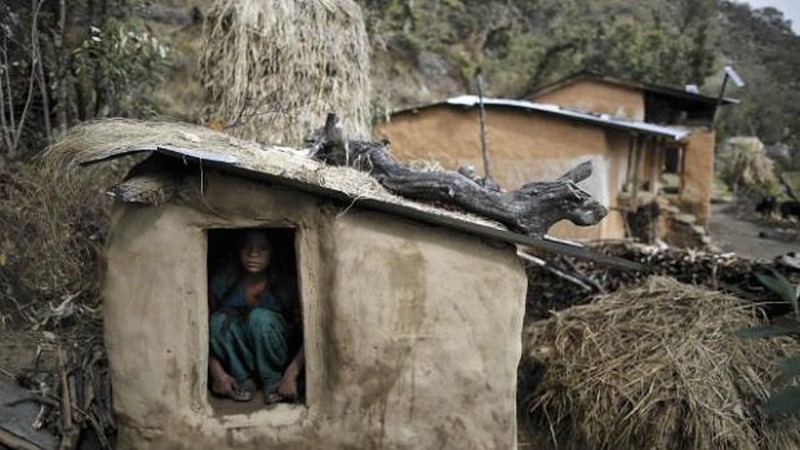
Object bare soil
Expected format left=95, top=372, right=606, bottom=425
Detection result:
left=709, top=201, right=800, bottom=261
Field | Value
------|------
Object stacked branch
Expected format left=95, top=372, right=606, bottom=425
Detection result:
left=310, top=114, right=607, bottom=236
left=523, top=241, right=785, bottom=321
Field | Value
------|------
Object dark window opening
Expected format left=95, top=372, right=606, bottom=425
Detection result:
left=661, top=147, right=684, bottom=194
left=206, top=228, right=305, bottom=414
left=645, top=92, right=716, bottom=126
left=663, top=147, right=681, bottom=174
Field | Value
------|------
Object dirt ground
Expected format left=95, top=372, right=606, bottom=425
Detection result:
left=709, top=201, right=800, bottom=261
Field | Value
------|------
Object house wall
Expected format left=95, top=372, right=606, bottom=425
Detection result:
left=374, top=106, right=629, bottom=241
left=677, top=128, right=715, bottom=225
left=103, top=170, right=527, bottom=450
left=531, top=79, right=645, bottom=120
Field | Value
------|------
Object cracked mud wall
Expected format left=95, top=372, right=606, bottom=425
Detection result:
left=103, top=170, right=527, bottom=449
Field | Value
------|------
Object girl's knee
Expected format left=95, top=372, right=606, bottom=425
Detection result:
left=209, top=310, right=237, bottom=340
left=247, top=308, right=284, bottom=333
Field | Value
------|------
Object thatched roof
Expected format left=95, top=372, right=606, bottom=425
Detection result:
left=49, top=118, right=494, bottom=218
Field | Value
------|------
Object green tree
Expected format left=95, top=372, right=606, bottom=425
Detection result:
left=0, top=0, right=170, bottom=159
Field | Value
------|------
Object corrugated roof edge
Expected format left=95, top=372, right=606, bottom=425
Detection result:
left=385, top=95, right=690, bottom=141
left=526, top=70, right=740, bottom=105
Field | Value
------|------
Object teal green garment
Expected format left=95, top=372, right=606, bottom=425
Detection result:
left=210, top=270, right=282, bottom=313
left=209, top=307, right=289, bottom=389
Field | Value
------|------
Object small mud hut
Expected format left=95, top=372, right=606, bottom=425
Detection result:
left=49, top=120, right=530, bottom=449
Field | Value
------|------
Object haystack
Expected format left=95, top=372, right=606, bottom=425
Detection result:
left=519, top=276, right=800, bottom=450
left=199, top=0, right=371, bottom=146
left=717, top=137, right=778, bottom=193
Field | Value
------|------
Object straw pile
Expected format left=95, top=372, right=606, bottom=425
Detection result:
left=718, top=137, right=778, bottom=193
left=519, top=276, right=800, bottom=450
left=199, top=0, right=371, bottom=146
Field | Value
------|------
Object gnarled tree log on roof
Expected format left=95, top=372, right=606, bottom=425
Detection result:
left=309, top=114, right=607, bottom=237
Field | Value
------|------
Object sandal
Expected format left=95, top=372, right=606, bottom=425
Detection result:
left=212, top=380, right=255, bottom=402
left=264, top=385, right=283, bottom=405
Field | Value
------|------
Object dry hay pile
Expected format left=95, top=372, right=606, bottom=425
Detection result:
left=199, top=0, right=371, bottom=146
left=519, top=276, right=800, bottom=450
left=718, top=137, right=778, bottom=193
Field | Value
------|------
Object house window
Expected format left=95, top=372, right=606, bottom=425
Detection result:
left=206, top=228, right=305, bottom=414
left=661, top=147, right=684, bottom=194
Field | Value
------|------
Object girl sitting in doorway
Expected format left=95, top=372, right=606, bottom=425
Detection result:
left=208, top=229, right=304, bottom=404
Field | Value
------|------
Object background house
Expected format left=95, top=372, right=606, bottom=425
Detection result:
left=529, top=72, right=737, bottom=228
left=374, top=96, right=686, bottom=241
left=374, top=73, right=736, bottom=243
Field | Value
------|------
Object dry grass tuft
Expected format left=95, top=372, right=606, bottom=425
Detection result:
left=42, top=118, right=264, bottom=169
left=0, top=157, right=131, bottom=327
left=199, top=0, right=371, bottom=146
left=520, top=276, right=800, bottom=450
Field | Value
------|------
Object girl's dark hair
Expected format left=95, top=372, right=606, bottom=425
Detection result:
left=212, top=228, right=298, bottom=310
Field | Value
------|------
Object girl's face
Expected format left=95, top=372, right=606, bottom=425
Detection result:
left=239, top=231, right=271, bottom=274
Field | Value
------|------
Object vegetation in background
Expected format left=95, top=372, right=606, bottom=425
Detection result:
left=716, top=1, right=800, bottom=160
left=0, top=0, right=170, bottom=161
left=361, top=0, right=719, bottom=107
left=740, top=269, right=800, bottom=416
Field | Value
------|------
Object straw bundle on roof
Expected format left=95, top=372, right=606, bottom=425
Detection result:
left=199, top=0, right=371, bottom=146
left=519, top=276, right=800, bottom=450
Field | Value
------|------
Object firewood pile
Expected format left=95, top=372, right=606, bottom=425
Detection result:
left=0, top=321, right=114, bottom=449
left=524, top=242, right=791, bottom=322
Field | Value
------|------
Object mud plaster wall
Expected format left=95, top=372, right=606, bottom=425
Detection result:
left=530, top=79, right=645, bottom=121
left=678, top=128, right=715, bottom=225
left=374, top=106, right=629, bottom=240
left=103, top=170, right=527, bottom=449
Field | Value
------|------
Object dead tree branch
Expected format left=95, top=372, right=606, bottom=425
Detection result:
left=310, top=114, right=607, bottom=237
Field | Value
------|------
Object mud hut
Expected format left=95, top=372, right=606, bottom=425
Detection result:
left=49, top=120, right=528, bottom=449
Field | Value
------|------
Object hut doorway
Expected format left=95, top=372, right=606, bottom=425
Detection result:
left=206, top=228, right=305, bottom=414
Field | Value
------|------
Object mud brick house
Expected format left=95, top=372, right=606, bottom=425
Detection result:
left=374, top=72, right=736, bottom=243
left=71, top=121, right=532, bottom=449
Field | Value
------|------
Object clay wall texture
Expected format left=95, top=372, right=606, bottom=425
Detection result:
left=531, top=79, right=645, bottom=120
left=103, top=170, right=527, bottom=449
left=677, top=129, right=715, bottom=224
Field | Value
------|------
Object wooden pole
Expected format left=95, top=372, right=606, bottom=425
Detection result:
left=712, top=73, right=729, bottom=127
left=630, top=134, right=642, bottom=209
left=475, top=70, right=491, bottom=181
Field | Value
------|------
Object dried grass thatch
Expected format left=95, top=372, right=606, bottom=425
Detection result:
left=42, top=119, right=504, bottom=230
left=519, top=276, right=800, bottom=450
left=199, top=0, right=371, bottom=146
